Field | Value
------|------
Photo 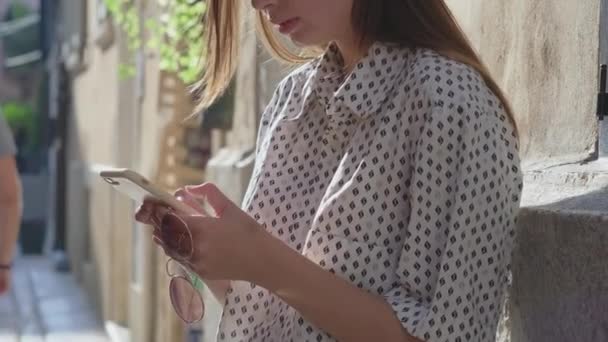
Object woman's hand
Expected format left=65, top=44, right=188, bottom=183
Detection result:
left=135, top=183, right=415, bottom=341
left=135, top=182, right=271, bottom=283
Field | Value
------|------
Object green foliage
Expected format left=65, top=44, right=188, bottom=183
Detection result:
left=2, top=102, right=33, bottom=128
left=104, top=0, right=207, bottom=84
left=1, top=101, right=38, bottom=151
left=4, top=0, right=30, bottom=19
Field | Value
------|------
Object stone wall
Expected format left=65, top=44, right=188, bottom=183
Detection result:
left=447, top=0, right=601, bottom=161
left=512, top=160, right=608, bottom=342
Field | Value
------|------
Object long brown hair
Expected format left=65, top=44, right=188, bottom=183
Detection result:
left=195, top=0, right=518, bottom=138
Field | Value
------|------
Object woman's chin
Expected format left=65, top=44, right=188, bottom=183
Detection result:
left=287, top=32, right=322, bottom=48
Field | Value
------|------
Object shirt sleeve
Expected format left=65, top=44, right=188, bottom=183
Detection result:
left=0, top=114, right=17, bottom=157
left=383, top=94, right=521, bottom=341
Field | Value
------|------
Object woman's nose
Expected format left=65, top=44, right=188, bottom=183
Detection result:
left=251, top=0, right=276, bottom=11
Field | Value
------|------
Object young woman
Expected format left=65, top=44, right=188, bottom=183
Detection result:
left=136, top=1, right=523, bottom=341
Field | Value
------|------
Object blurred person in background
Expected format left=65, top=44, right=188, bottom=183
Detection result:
left=0, top=113, right=22, bottom=295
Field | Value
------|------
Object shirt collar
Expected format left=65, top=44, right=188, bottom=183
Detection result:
left=306, top=41, right=412, bottom=120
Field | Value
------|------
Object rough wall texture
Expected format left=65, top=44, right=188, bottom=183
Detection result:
left=511, top=209, right=608, bottom=342
left=447, top=1, right=601, bottom=160
left=602, top=0, right=608, bottom=64
left=506, top=159, right=608, bottom=342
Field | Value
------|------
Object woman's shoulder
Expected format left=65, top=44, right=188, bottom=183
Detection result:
left=393, top=47, right=517, bottom=146
left=404, top=47, right=493, bottom=106
left=391, top=47, right=512, bottom=139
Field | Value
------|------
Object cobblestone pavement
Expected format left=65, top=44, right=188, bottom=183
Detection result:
left=0, top=257, right=108, bottom=342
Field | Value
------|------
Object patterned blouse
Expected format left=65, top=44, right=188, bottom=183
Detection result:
left=217, top=41, right=523, bottom=342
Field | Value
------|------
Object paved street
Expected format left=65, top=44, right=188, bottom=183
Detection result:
left=0, top=257, right=108, bottom=342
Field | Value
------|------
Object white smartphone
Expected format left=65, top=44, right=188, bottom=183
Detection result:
left=99, top=168, right=200, bottom=216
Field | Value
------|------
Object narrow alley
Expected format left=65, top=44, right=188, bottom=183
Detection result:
left=0, top=257, right=107, bottom=341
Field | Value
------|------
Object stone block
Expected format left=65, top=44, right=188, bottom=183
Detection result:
left=505, top=159, right=608, bottom=342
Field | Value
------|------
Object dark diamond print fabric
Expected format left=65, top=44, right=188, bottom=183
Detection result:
left=217, top=41, right=523, bottom=342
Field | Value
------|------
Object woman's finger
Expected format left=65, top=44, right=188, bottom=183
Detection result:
left=152, top=235, right=164, bottom=246
left=174, top=188, right=207, bottom=216
left=185, top=183, right=234, bottom=217
left=135, top=204, right=151, bottom=224
left=135, top=201, right=158, bottom=225
left=136, top=200, right=169, bottom=225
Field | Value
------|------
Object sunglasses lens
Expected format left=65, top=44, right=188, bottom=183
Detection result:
left=169, top=277, right=204, bottom=323
left=160, top=214, right=193, bottom=260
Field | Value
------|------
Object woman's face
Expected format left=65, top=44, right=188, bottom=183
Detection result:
left=251, top=0, right=355, bottom=46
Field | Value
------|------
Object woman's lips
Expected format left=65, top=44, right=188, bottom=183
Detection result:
left=277, top=18, right=300, bottom=34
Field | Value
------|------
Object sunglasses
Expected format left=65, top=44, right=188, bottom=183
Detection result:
left=158, top=212, right=205, bottom=324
